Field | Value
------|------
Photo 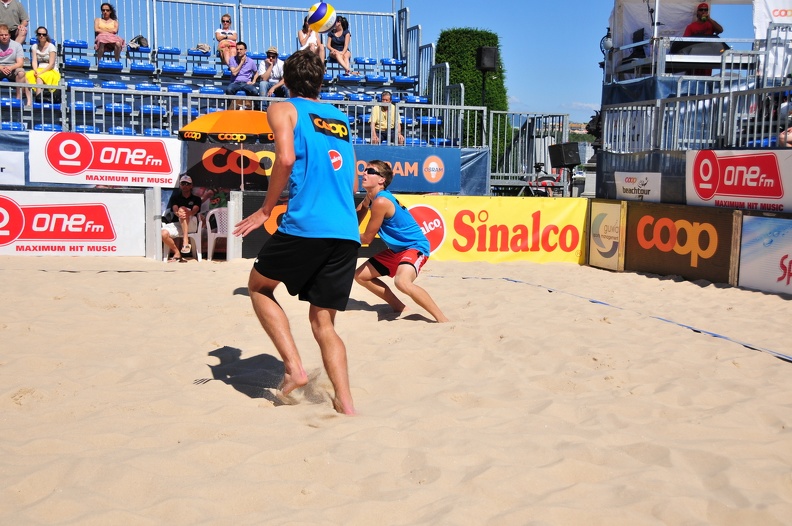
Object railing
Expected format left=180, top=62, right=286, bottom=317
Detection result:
left=0, top=81, right=487, bottom=149
left=602, top=83, right=791, bottom=152
left=489, top=111, right=569, bottom=189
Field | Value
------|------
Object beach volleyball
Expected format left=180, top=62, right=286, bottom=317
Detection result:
left=307, top=2, right=336, bottom=34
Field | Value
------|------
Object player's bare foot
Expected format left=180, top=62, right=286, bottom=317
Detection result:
left=332, top=396, right=356, bottom=415
left=279, top=369, right=309, bottom=397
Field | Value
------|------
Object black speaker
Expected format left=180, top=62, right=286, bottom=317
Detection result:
left=548, top=142, right=585, bottom=168
left=476, top=46, right=498, bottom=71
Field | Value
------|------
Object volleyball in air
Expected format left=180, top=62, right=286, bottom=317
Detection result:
left=307, top=2, right=336, bottom=34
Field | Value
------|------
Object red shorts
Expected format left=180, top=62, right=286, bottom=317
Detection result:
left=369, top=249, right=428, bottom=278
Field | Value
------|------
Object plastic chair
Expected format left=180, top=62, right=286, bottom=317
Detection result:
left=162, top=215, right=202, bottom=261
left=205, top=207, right=228, bottom=261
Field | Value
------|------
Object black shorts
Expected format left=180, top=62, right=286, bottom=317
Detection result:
left=253, top=231, right=360, bottom=311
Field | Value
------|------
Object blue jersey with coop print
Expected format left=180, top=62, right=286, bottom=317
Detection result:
left=277, top=97, right=359, bottom=243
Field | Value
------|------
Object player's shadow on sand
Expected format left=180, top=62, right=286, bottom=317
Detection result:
left=346, top=298, right=432, bottom=322
left=205, top=346, right=283, bottom=404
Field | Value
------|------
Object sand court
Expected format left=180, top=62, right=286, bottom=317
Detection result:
left=1, top=256, right=790, bottom=524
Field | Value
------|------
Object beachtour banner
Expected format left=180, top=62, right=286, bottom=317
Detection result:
left=738, top=214, right=792, bottom=295
left=0, top=190, right=146, bottom=256
left=685, top=149, right=792, bottom=212
left=28, top=131, right=182, bottom=188
left=393, top=195, right=589, bottom=264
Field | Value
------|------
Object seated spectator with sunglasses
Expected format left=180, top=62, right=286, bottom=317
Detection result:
left=215, top=14, right=237, bottom=66
left=253, top=46, right=288, bottom=98
left=25, top=27, right=60, bottom=102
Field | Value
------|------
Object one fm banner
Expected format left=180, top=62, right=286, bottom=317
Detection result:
left=29, top=130, right=183, bottom=188
left=685, top=149, right=792, bottom=212
left=0, top=191, right=145, bottom=256
left=392, top=195, right=588, bottom=264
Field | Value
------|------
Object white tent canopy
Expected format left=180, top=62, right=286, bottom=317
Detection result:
left=608, top=0, right=785, bottom=48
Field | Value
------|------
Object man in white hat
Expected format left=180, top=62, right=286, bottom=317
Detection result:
left=253, top=45, right=288, bottom=98
left=161, top=175, right=202, bottom=261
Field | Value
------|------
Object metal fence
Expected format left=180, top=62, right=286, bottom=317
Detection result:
left=488, top=111, right=569, bottom=190
left=602, top=83, right=791, bottom=152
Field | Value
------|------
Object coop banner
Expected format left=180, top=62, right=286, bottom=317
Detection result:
left=0, top=190, right=145, bottom=256
left=394, top=195, right=588, bottom=263
left=29, top=131, right=182, bottom=188
left=685, top=149, right=792, bottom=212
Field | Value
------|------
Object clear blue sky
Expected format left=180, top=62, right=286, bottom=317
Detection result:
left=254, top=1, right=754, bottom=123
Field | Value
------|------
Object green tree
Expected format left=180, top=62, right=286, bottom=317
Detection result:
left=435, top=28, right=507, bottom=111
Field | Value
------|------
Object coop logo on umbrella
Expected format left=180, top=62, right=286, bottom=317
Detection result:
left=217, top=133, right=248, bottom=142
left=310, top=114, right=350, bottom=141
left=182, top=131, right=203, bottom=140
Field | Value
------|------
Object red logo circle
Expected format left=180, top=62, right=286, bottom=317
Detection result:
left=329, top=149, right=343, bottom=170
left=45, top=132, right=94, bottom=175
left=0, top=195, right=25, bottom=247
left=692, top=150, right=720, bottom=201
left=408, top=204, right=445, bottom=254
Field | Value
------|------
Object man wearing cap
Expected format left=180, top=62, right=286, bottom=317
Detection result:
left=161, top=175, right=202, bottom=261
left=253, top=45, right=288, bottom=98
left=684, top=3, right=723, bottom=37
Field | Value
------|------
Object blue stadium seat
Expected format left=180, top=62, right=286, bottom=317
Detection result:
left=173, top=106, right=199, bottom=117
left=130, top=61, right=156, bottom=74
left=101, top=80, right=128, bottom=90
left=404, top=95, right=428, bottom=104
left=392, top=76, right=417, bottom=88
left=192, top=65, right=217, bottom=76
left=143, top=127, right=171, bottom=136
left=199, top=86, right=224, bottom=95
left=347, top=93, right=373, bottom=102
left=429, top=138, right=451, bottom=146
left=0, top=97, right=23, bottom=109
left=67, top=78, right=95, bottom=89
left=107, top=126, right=136, bottom=135
left=248, top=52, right=267, bottom=60
left=1, top=121, right=25, bottom=131
left=33, top=124, right=63, bottom=131
left=419, top=116, right=442, bottom=126
left=365, top=74, right=387, bottom=85
left=352, top=136, right=366, bottom=144
left=75, top=125, right=101, bottom=134
left=32, top=102, right=61, bottom=111
left=104, top=103, right=133, bottom=114
left=134, top=83, right=161, bottom=92
left=404, top=138, right=428, bottom=146
left=167, top=84, right=193, bottom=93
left=337, top=72, right=362, bottom=85
left=140, top=104, right=166, bottom=116
left=63, top=39, right=88, bottom=49
left=64, top=58, right=91, bottom=69
left=97, top=59, right=124, bottom=71
left=73, top=101, right=96, bottom=112
left=320, top=92, right=345, bottom=101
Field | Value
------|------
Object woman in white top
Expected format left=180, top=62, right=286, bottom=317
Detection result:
left=25, top=26, right=60, bottom=103
left=215, top=14, right=237, bottom=65
left=297, top=16, right=324, bottom=59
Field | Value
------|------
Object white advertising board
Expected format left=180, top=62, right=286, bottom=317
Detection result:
left=0, top=190, right=145, bottom=256
left=29, top=130, right=182, bottom=188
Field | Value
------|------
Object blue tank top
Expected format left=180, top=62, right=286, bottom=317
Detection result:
left=277, top=98, right=359, bottom=243
left=375, top=190, right=430, bottom=254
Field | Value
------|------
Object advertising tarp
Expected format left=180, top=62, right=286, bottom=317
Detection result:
left=29, top=131, right=183, bottom=188
left=738, top=214, right=792, bottom=294
left=589, top=200, right=624, bottom=270
left=0, top=190, right=146, bottom=256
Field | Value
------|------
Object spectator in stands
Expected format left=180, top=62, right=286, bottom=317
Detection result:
left=0, top=0, right=28, bottom=45
left=225, top=41, right=258, bottom=97
left=370, top=91, right=404, bottom=145
left=326, top=15, right=356, bottom=76
left=253, top=46, right=288, bottom=98
left=25, top=26, right=60, bottom=101
left=215, top=13, right=237, bottom=66
left=298, top=16, right=324, bottom=59
left=780, top=127, right=792, bottom=148
left=94, top=2, right=124, bottom=62
left=0, top=24, right=28, bottom=106
left=161, top=175, right=202, bottom=262
left=354, top=160, right=448, bottom=323
left=683, top=3, right=723, bottom=38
